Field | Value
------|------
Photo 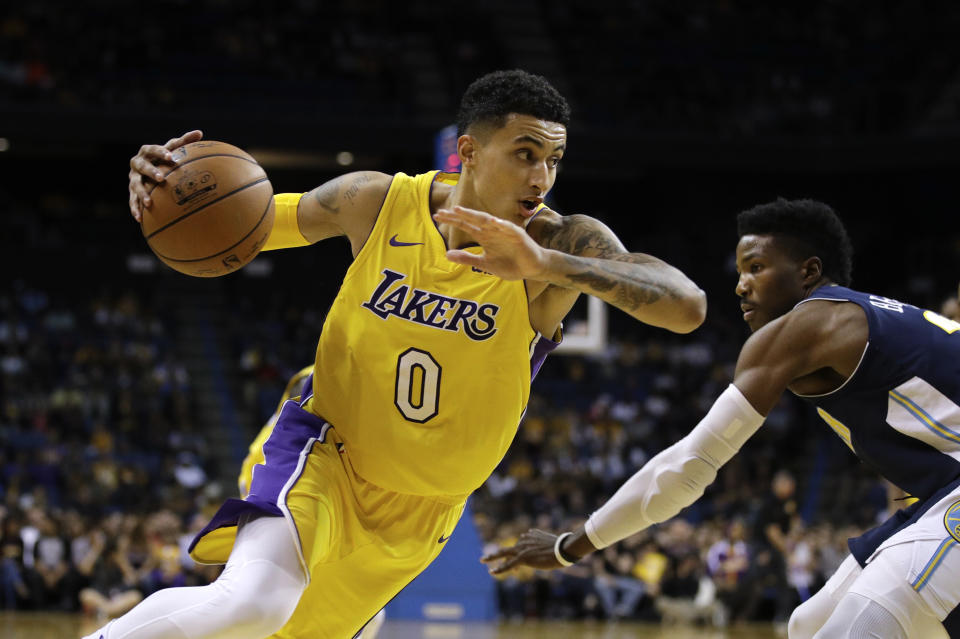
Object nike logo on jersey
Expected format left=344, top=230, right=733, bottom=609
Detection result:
left=438, top=533, right=451, bottom=543
left=389, top=234, right=423, bottom=247
left=362, top=269, right=499, bottom=341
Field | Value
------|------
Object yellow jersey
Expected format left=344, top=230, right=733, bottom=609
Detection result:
left=305, top=171, right=546, bottom=498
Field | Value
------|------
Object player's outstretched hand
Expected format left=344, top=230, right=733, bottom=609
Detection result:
left=128, top=130, right=203, bottom=222
left=433, top=206, right=549, bottom=281
left=480, top=529, right=565, bottom=575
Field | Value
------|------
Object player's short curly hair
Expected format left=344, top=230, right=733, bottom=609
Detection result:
left=456, top=69, right=571, bottom=137
left=737, top=198, right=854, bottom=286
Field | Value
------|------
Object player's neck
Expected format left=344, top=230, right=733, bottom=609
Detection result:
left=431, top=183, right=482, bottom=250
left=804, top=279, right=837, bottom=298
left=444, top=178, right=475, bottom=211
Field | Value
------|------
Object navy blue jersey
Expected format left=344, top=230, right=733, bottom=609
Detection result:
left=793, top=285, right=960, bottom=502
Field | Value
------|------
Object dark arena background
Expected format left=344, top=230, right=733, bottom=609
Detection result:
left=2, top=2, right=959, bottom=638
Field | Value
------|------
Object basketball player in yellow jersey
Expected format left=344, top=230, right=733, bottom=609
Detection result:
left=95, top=70, right=706, bottom=639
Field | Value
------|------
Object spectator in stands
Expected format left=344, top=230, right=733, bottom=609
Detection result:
left=77, top=532, right=144, bottom=622
left=706, top=517, right=751, bottom=622
left=32, top=513, right=73, bottom=610
left=753, top=470, right=798, bottom=623
left=593, top=544, right=647, bottom=619
left=0, top=508, right=36, bottom=609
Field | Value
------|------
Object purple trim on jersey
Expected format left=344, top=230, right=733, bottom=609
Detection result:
left=531, top=332, right=560, bottom=381
left=188, top=399, right=328, bottom=556
left=298, top=372, right=314, bottom=405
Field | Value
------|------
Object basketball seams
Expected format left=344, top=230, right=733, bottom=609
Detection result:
left=144, top=153, right=261, bottom=197
left=144, top=177, right=270, bottom=240
left=148, top=188, right=274, bottom=263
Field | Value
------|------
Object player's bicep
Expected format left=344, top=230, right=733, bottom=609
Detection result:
left=298, top=171, right=393, bottom=247
left=537, top=213, right=629, bottom=258
left=732, top=309, right=828, bottom=415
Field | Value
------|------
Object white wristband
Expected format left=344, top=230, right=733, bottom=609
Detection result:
left=553, top=532, right=575, bottom=567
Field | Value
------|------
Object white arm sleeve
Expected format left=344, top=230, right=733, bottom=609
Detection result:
left=584, top=384, right=765, bottom=549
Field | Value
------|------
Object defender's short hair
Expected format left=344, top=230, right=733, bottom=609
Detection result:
left=456, top=69, right=571, bottom=137
left=737, top=198, right=853, bottom=286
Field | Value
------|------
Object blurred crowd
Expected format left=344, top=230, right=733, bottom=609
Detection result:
left=545, top=0, right=960, bottom=136
left=3, top=1, right=960, bottom=136
left=0, top=266, right=221, bottom=617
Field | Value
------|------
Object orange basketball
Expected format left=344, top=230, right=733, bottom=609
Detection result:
left=141, top=140, right=274, bottom=278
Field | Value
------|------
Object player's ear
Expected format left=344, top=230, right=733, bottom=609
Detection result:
left=458, top=135, right=477, bottom=167
left=801, top=256, right=823, bottom=286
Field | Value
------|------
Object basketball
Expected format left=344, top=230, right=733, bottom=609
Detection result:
left=140, top=140, right=275, bottom=277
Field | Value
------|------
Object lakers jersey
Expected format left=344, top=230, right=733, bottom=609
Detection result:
left=305, top=171, right=557, bottom=497
left=794, top=286, right=960, bottom=502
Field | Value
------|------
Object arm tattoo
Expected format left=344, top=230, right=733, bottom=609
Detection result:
left=566, top=270, right=617, bottom=292
left=545, top=216, right=677, bottom=310
left=566, top=259, right=668, bottom=310
left=344, top=173, right=371, bottom=203
left=313, top=173, right=373, bottom=214
left=538, top=214, right=624, bottom=258
left=313, top=178, right=342, bottom=215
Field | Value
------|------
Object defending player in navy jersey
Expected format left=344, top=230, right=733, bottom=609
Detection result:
left=487, top=198, right=960, bottom=639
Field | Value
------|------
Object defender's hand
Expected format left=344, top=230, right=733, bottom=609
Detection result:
left=433, top=206, right=550, bottom=281
left=128, top=129, right=203, bottom=222
left=480, top=529, right=564, bottom=575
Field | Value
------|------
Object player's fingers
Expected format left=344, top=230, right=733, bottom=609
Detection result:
left=135, top=143, right=175, bottom=165
left=445, top=249, right=484, bottom=267
left=480, top=546, right=516, bottom=563
left=129, top=190, right=142, bottom=222
left=130, top=155, right=168, bottom=183
left=165, top=129, right=203, bottom=150
left=520, top=528, right=552, bottom=540
left=490, top=554, right=524, bottom=576
left=129, top=168, right=150, bottom=198
left=129, top=172, right=156, bottom=215
left=433, top=210, right=483, bottom=234
left=451, top=205, right=494, bottom=222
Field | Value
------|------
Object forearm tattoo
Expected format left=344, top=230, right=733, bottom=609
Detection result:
left=565, top=256, right=669, bottom=310
left=541, top=215, right=677, bottom=310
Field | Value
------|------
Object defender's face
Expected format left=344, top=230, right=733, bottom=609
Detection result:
left=735, top=234, right=808, bottom=332
left=468, top=114, right=566, bottom=225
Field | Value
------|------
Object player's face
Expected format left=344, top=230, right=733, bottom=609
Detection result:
left=735, top=234, right=808, bottom=332
left=468, top=114, right=566, bottom=225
